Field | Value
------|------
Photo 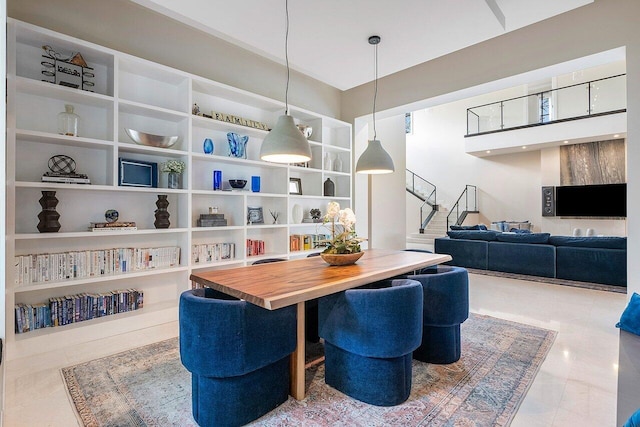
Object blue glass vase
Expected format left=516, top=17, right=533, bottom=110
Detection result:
left=227, top=132, right=249, bottom=159
left=203, top=138, right=214, bottom=154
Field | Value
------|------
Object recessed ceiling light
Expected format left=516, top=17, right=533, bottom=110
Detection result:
left=563, top=140, right=569, bottom=144
left=486, top=150, right=491, bottom=154
left=614, top=134, right=620, bottom=138
left=522, top=146, right=527, bottom=149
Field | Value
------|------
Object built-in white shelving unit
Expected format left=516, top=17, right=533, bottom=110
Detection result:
left=5, top=19, right=352, bottom=360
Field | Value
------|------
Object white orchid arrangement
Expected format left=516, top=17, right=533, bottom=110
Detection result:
left=321, top=202, right=366, bottom=254
left=161, top=160, right=186, bottom=174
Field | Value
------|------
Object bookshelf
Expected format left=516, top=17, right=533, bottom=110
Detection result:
left=4, top=19, right=352, bottom=360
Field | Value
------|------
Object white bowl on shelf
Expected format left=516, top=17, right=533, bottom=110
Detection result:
left=125, top=128, right=179, bottom=148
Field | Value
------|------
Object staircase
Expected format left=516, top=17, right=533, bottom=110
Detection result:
left=406, top=208, right=449, bottom=251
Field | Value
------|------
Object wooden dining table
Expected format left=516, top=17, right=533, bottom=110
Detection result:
left=189, top=248, right=452, bottom=400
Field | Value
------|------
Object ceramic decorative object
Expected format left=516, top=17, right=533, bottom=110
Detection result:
left=324, top=178, right=335, bottom=197
left=323, top=152, right=333, bottom=170
left=167, top=172, right=180, bottom=189
left=37, top=190, right=61, bottom=232
left=58, top=104, right=80, bottom=137
left=154, top=195, right=170, bottom=229
left=334, top=155, right=343, bottom=172
left=203, top=138, right=214, bottom=154
left=125, top=129, right=179, bottom=148
left=105, top=209, right=119, bottom=223
left=320, top=252, right=364, bottom=266
left=296, top=125, right=313, bottom=139
left=227, top=132, right=249, bottom=159
left=292, top=204, right=303, bottom=224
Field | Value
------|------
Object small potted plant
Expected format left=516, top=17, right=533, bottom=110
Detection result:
left=161, top=160, right=186, bottom=189
left=319, top=202, right=366, bottom=265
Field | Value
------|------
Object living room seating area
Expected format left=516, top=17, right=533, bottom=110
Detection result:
left=435, top=230, right=627, bottom=287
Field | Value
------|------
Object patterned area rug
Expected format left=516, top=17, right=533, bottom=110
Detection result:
left=62, top=314, right=556, bottom=427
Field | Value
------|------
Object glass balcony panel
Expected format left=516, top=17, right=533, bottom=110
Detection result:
left=555, top=84, right=589, bottom=120
left=590, top=76, right=626, bottom=114
left=469, top=104, right=502, bottom=134
left=502, top=97, right=528, bottom=129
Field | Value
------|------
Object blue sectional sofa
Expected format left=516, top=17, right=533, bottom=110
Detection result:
left=434, top=230, right=627, bottom=287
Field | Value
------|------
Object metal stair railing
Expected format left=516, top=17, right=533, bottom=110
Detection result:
left=446, top=185, right=478, bottom=230
left=406, top=169, right=438, bottom=233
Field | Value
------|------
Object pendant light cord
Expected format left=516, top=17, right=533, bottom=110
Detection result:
left=284, top=0, right=290, bottom=115
left=372, top=41, right=378, bottom=140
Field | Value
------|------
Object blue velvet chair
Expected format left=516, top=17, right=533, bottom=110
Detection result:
left=318, top=279, right=423, bottom=406
left=406, top=266, right=469, bottom=364
left=179, top=288, right=296, bottom=427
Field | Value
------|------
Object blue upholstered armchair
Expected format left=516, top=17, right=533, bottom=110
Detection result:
left=318, top=279, right=423, bottom=406
left=179, top=288, right=296, bottom=427
left=407, top=265, right=469, bottom=364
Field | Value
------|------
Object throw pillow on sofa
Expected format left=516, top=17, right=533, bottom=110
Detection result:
left=616, top=292, right=640, bottom=336
left=449, top=224, right=488, bottom=231
left=496, top=232, right=551, bottom=244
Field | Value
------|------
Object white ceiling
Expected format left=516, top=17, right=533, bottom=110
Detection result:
left=130, top=0, right=592, bottom=91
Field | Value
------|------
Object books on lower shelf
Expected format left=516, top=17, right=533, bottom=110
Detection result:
left=15, top=288, right=144, bottom=334
left=246, top=239, right=265, bottom=257
left=290, top=234, right=330, bottom=252
left=192, top=242, right=236, bottom=263
left=42, top=172, right=91, bottom=184
left=14, top=246, right=181, bottom=285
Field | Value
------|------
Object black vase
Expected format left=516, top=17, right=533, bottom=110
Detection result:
left=154, top=195, right=170, bottom=229
left=324, top=178, right=335, bottom=197
left=37, top=190, right=61, bottom=232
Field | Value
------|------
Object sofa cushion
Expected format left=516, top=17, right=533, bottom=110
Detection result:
left=487, top=242, right=556, bottom=278
left=555, top=246, right=626, bottom=286
left=616, top=292, right=640, bottom=336
left=496, top=232, right=550, bottom=244
left=549, top=235, right=627, bottom=249
left=446, top=230, right=498, bottom=241
left=434, top=237, right=488, bottom=270
left=449, top=224, right=487, bottom=231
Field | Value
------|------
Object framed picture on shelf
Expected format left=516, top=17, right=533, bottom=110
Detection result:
left=289, top=178, right=302, bottom=195
left=247, top=206, right=264, bottom=224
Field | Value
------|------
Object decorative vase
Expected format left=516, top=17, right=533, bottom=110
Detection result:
left=37, top=191, right=61, bottom=232
left=227, top=132, right=249, bottom=159
left=323, top=152, right=333, bottom=170
left=324, top=178, right=335, bottom=197
left=320, top=252, right=364, bottom=266
left=167, top=172, right=181, bottom=189
left=203, top=138, right=214, bottom=154
left=154, top=195, right=170, bottom=229
left=334, top=155, right=343, bottom=172
left=57, top=104, right=80, bottom=137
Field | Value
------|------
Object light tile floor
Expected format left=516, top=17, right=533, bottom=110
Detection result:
left=3, top=274, right=627, bottom=426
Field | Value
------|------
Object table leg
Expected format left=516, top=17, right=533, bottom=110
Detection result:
left=290, top=301, right=306, bottom=400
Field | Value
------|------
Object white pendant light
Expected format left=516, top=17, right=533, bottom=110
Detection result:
left=356, top=35, right=395, bottom=174
left=260, top=0, right=312, bottom=164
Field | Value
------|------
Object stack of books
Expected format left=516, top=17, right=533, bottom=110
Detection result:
left=42, top=171, right=91, bottom=184
left=89, top=221, right=137, bottom=232
left=196, top=213, right=227, bottom=227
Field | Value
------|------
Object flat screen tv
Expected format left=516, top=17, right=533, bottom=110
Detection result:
left=554, top=183, right=626, bottom=217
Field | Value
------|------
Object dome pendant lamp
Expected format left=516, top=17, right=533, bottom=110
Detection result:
left=260, top=0, right=312, bottom=164
left=356, top=35, right=395, bottom=174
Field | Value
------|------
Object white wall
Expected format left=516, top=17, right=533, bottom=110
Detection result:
left=407, top=103, right=542, bottom=230
left=1, top=0, right=6, bottom=419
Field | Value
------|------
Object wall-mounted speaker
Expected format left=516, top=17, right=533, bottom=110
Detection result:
left=542, top=186, right=555, bottom=217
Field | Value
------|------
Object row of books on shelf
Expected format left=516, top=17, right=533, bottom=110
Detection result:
left=246, top=239, right=266, bottom=257
left=192, top=243, right=236, bottom=264
left=289, top=234, right=330, bottom=252
left=14, top=246, right=181, bottom=285
left=15, top=288, right=144, bottom=334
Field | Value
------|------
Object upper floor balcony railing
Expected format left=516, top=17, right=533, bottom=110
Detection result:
left=466, top=74, right=626, bottom=136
